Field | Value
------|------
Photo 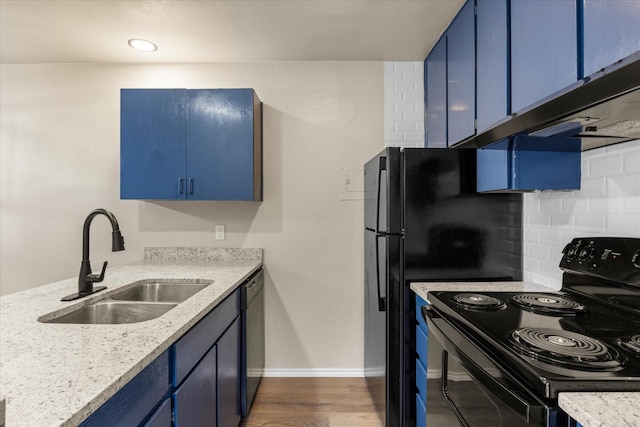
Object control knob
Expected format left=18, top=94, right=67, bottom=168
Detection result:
left=633, top=249, right=640, bottom=268
left=578, top=244, right=594, bottom=262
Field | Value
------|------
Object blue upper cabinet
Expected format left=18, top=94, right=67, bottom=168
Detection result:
left=425, top=38, right=447, bottom=148
left=510, top=0, right=578, bottom=113
left=121, top=88, right=262, bottom=201
left=477, top=135, right=581, bottom=193
left=476, top=0, right=508, bottom=134
left=447, top=0, right=476, bottom=145
left=583, top=0, right=640, bottom=77
left=121, top=89, right=188, bottom=200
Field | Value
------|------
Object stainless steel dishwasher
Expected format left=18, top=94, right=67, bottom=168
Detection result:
left=241, top=269, right=264, bottom=416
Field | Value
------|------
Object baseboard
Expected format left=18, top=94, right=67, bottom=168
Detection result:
left=262, top=368, right=365, bottom=377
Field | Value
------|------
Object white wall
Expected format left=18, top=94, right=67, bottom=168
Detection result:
left=0, top=62, right=384, bottom=374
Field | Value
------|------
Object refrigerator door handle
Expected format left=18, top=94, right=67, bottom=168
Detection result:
left=375, top=156, right=386, bottom=234
left=375, top=234, right=387, bottom=312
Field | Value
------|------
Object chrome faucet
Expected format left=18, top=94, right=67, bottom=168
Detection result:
left=61, top=209, right=125, bottom=301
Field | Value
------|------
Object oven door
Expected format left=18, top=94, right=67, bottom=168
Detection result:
left=422, top=305, right=568, bottom=427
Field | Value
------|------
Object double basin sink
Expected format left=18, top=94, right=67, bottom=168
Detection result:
left=41, top=279, right=212, bottom=325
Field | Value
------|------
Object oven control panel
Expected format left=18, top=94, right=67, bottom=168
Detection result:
left=561, top=237, right=640, bottom=286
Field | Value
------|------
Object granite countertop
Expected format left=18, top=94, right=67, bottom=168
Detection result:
left=0, top=247, right=262, bottom=427
left=410, top=280, right=560, bottom=302
left=410, top=280, right=640, bottom=427
left=559, top=392, right=640, bottom=427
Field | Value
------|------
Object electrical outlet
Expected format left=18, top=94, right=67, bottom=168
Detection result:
left=215, top=225, right=225, bottom=240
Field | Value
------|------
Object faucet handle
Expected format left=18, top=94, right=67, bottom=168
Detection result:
left=87, top=261, right=108, bottom=283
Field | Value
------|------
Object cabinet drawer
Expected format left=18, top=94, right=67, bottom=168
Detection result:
left=415, top=294, right=429, bottom=334
left=416, top=325, right=428, bottom=366
left=416, top=393, right=426, bottom=427
left=415, top=356, right=427, bottom=403
left=172, top=288, right=240, bottom=386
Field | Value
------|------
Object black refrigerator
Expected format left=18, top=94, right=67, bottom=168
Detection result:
left=364, top=148, right=523, bottom=427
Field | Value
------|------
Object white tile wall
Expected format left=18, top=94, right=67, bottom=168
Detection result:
left=382, top=66, right=640, bottom=288
left=384, top=62, right=425, bottom=148
left=523, top=140, right=640, bottom=287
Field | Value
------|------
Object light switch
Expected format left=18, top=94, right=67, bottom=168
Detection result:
left=215, top=225, right=225, bottom=240
left=339, top=167, right=364, bottom=200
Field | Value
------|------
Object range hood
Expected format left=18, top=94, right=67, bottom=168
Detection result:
left=454, top=51, right=640, bottom=151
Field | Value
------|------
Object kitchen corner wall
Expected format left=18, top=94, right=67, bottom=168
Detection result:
left=385, top=61, right=640, bottom=288
left=0, top=62, right=384, bottom=375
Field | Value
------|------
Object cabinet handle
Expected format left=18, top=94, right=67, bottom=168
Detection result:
left=178, top=178, right=184, bottom=195
left=189, top=178, right=194, bottom=195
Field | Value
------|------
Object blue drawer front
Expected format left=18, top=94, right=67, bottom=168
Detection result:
left=416, top=325, right=428, bottom=367
left=172, top=288, right=240, bottom=386
left=415, top=294, right=429, bottom=334
left=415, top=355, right=427, bottom=403
left=81, top=351, right=170, bottom=427
left=416, top=393, right=426, bottom=427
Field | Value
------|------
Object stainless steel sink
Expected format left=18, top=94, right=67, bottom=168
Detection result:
left=40, top=279, right=212, bottom=324
left=111, top=281, right=210, bottom=303
left=44, top=301, right=177, bottom=324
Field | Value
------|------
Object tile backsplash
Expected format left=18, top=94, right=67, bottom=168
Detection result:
left=523, top=141, right=640, bottom=287
left=384, top=62, right=640, bottom=288
left=384, top=62, right=424, bottom=148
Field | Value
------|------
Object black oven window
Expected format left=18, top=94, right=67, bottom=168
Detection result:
left=427, top=348, right=535, bottom=426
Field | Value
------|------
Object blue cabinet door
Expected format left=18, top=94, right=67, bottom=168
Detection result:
left=447, top=0, right=476, bottom=145
left=511, top=0, right=578, bottom=112
left=476, top=0, right=508, bottom=133
left=174, top=344, right=217, bottom=427
left=187, top=89, right=257, bottom=200
left=425, top=38, right=447, bottom=148
left=121, top=89, right=187, bottom=199
left=217, top=316, right=241, bottom=427
left=583, top=0, right=640, bottom=77
left=80, top=351, right=171, bottom=427
left=143, top=398, right=172, bottom=427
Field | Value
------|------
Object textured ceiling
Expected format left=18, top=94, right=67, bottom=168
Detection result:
left=0, top=0, right=464, bottom=64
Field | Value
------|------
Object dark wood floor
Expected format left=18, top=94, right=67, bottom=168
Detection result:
left=240, top=377, right=382, bottom=427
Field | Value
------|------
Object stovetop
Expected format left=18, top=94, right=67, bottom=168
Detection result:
left=426, top=237, right=640, bottom=399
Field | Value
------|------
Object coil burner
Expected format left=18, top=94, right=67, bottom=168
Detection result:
left=511, top=293, right=587, bottom=316
left=511, top=327, right=623, bottom=371
left=452, top=293, right=506, bottom=311
left=618, top=334, right=640, bottom=354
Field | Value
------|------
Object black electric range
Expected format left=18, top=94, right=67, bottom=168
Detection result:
left=422, top=237, right=640, bottom=426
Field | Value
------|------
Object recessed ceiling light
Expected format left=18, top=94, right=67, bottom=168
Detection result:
left=128, top=39, right=158, bottom=52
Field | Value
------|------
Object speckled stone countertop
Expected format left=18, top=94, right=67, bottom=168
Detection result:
left=0, top=247, right=262, bottom=427
left=558, top=393, right=640, bottom=427
left=410, top=281, right=640, bottom=427
left=410, top=280, right=559, bottom=301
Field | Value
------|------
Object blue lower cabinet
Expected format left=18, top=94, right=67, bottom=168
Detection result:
left=143, top=398, right=172, bottom=427
left=416, top=393, right=426, bottom=427
left=174, top=345, right=218, bottom=427
left=80, top=351, right=170, bottom=427
left=415, top=293, right=429, bottom=426
left=218, top=317, right=242, bottom=427
left=82, top=289, right=244, bottom=427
